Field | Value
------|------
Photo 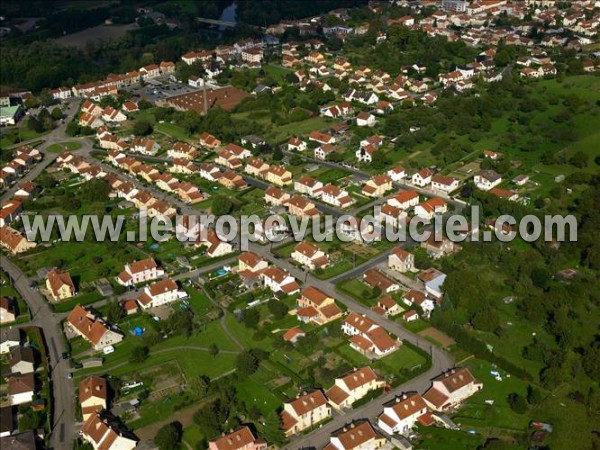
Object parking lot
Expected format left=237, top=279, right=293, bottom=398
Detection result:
left=124, top=77, right=220, bottom=103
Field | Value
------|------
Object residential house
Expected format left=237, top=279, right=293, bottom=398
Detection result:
left=308, top=131, right=335, bottom=145
left=342, top=312, right=400, bottom=359
left=46, top=268, right=76, bottom=301
left=264, top=186, right=290, bottom=206
left=362, top=175, right=392, bottom=198
left=196, top=230, right=234, bottom=258
left=356, top=111, right=375, bottom=127
left=296, top=286, right=342, bottom=326
left=418, top=268, right=447, bottom=300
left=81, top=412, right=137, bottom=450
left=0, top=200, right=22, bottom=227
left=314, top=144, right=339, bottom=161
left=421, top=235, right=456, bottom=259
left=283, top=327, right=306, bottom=344
left=388, top=247, right=415, bottom=273
left=266, top=165, right=293, bottom=186
left=280, top=390, right=331, bottom=437
left=285, top=196, right=319, bottom=218
left=0, top=297, right=16, bottom=324
left=412, top=169, right=433, bottom=187
left=387, top=166, right=406, bottom=182
left=245, top=158, right=270, bottom=178
left=261, top=267, right=300, bottom=295
left=131, top=137, right=160, bottom=156
left=288, top=137, right=307, bottom=152
left=378, top=393, right=430, bottom=436
left=363, top=269, right=399, bottom=294
left=325, top=367, right=385, bottom=410
left=291, top=242, right=329, bottom=270
left=66, top=305, right=123, bottom=350
left=431, top=175, right=460, bottom=193
left=168, top=142, right=199, bottom=160
left=376, top=295, right=401, bottom=317
left=294, top=175, right=323, bottom=197
left=208, top=426, right=267, bottom=450
left=116, top=257, right=165, bottom=287
left=9, top=346, right=35, bottom=374
left=199, top=132, right=221, bottom=149
left=414, top=198, right=448, bottom=219
left=324, top=420, right=386, bottom=450
left=238, top=252, right=269, bottom=274
left=387, top=191, right=419, bottom=210
left=219, top=170, right=247, bottom=190
left=320, top=184, right=354, bottom=209
left=79, top=376, right=108, bottom=421
left=0, top=328, right=21, bottom=354
left=137, top=278, right=187, bottom=309
left=423, top=367, right=482, bottom=411
left=8, top=373, right=35, bottom=405
left=474, top=170, right=502, bottom=191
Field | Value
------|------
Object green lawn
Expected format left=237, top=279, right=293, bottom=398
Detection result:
left=0, top=127, right=49, bottom=147
left=154, top=122, right=193, bottom=142
left=416, top=426, right=485, bottom=450
left=46, top=141, right=82, bottom=153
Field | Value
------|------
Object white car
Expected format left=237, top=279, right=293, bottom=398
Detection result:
left=102, top=345, right=115, bottom=355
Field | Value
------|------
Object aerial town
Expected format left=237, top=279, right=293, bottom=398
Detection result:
left=0, top=1, right=599, bottom=450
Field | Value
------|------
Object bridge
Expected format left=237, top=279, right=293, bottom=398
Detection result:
left=195, top=17, right=237, bottom=28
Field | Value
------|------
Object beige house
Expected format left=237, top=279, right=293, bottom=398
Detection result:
left=0, top=226, right=36, bottom=254
left=326, top=367, right=385, bottom=410
left=388, top=247, right=415, bottom=273
left=266, top=165, right=293, bottom=186
left=362, top=174, right=393, bottom=198
left=66, top=305, right=123, bottom=350
left=423, top=367, right=483, bottom=411
left=325, top=420, right=387, bottom=450
left=281, top=390, right=331, bottom=437
left=296, top=286, right=342, bottom=325
left=79, top=376, right=108, bottom=421
left=46, top=268, right=76, bottom=301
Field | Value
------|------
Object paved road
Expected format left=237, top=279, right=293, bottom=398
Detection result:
left=1, top=256, right=75, bottom=450
left=0, top=101, right=84, bottom=450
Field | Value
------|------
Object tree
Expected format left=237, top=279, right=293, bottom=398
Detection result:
left=272, top=147, right=284, bottom=161
left=51, top=107, right=63, bottom=120
left=27, top=116, right=44, bottom=133
left=242, top=308, right=260, bottom=328
left=371, top=151, right=390, bottom=170
left=129, top=345, right=149, bottom=363
left=267, top=299, right=288, bottom=320
left=189, top=375, right=210, bottom=397
left=106, top=299, right=123, bottom=323
left=66, top=121, right=81, bottom=136
left=133, top=120, right=153, bottom=136
left=154, top=422, right=182, bottom=450
left=209, top=343, right=220, bottom=357
left=138, top=99, right=153, bottom=110
left=569, top=151, right=589, bottom=168
left=211, top=195, right=233, bottom=216
left=236, top=350, right=259, bottom=376
left=507, top=392, right=527, bottom=414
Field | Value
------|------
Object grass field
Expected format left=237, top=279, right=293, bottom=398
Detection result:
left=46, top=141, right=82, bottom=153
left=154, top=122, right=193, bottom=142
left=0, top=127, right=49, bottom=147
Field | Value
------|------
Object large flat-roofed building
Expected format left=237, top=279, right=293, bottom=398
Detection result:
left=158, top=86, right=250, bottom=114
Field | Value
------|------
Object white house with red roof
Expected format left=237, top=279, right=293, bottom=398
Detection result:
left=261, top=267, right=300, bottom=295
left=414, top=198, right=448, bottom=219
left=324, top=420, right=387, bottom=450
left=291, top=241, right=329, bottom=270
left=342, top=312, right=400, bottom=359
left=137, top=278, right=187, bottom=309
left=387, top=166, right=406, bottom=182
left=431, top=175, right=460, bottom=193
left=387, top=191, right=419, bottom=210
left=320, top=184, right=354, bottom=208
left=81, top=412, right=137, bottom=450
left=378, top=392, right=430, bottom=436
left=388, top=247, right=415, bottom=273
left=412, top=169, right=433, bottom=187
left=116, top=257, right=164, bottom=287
